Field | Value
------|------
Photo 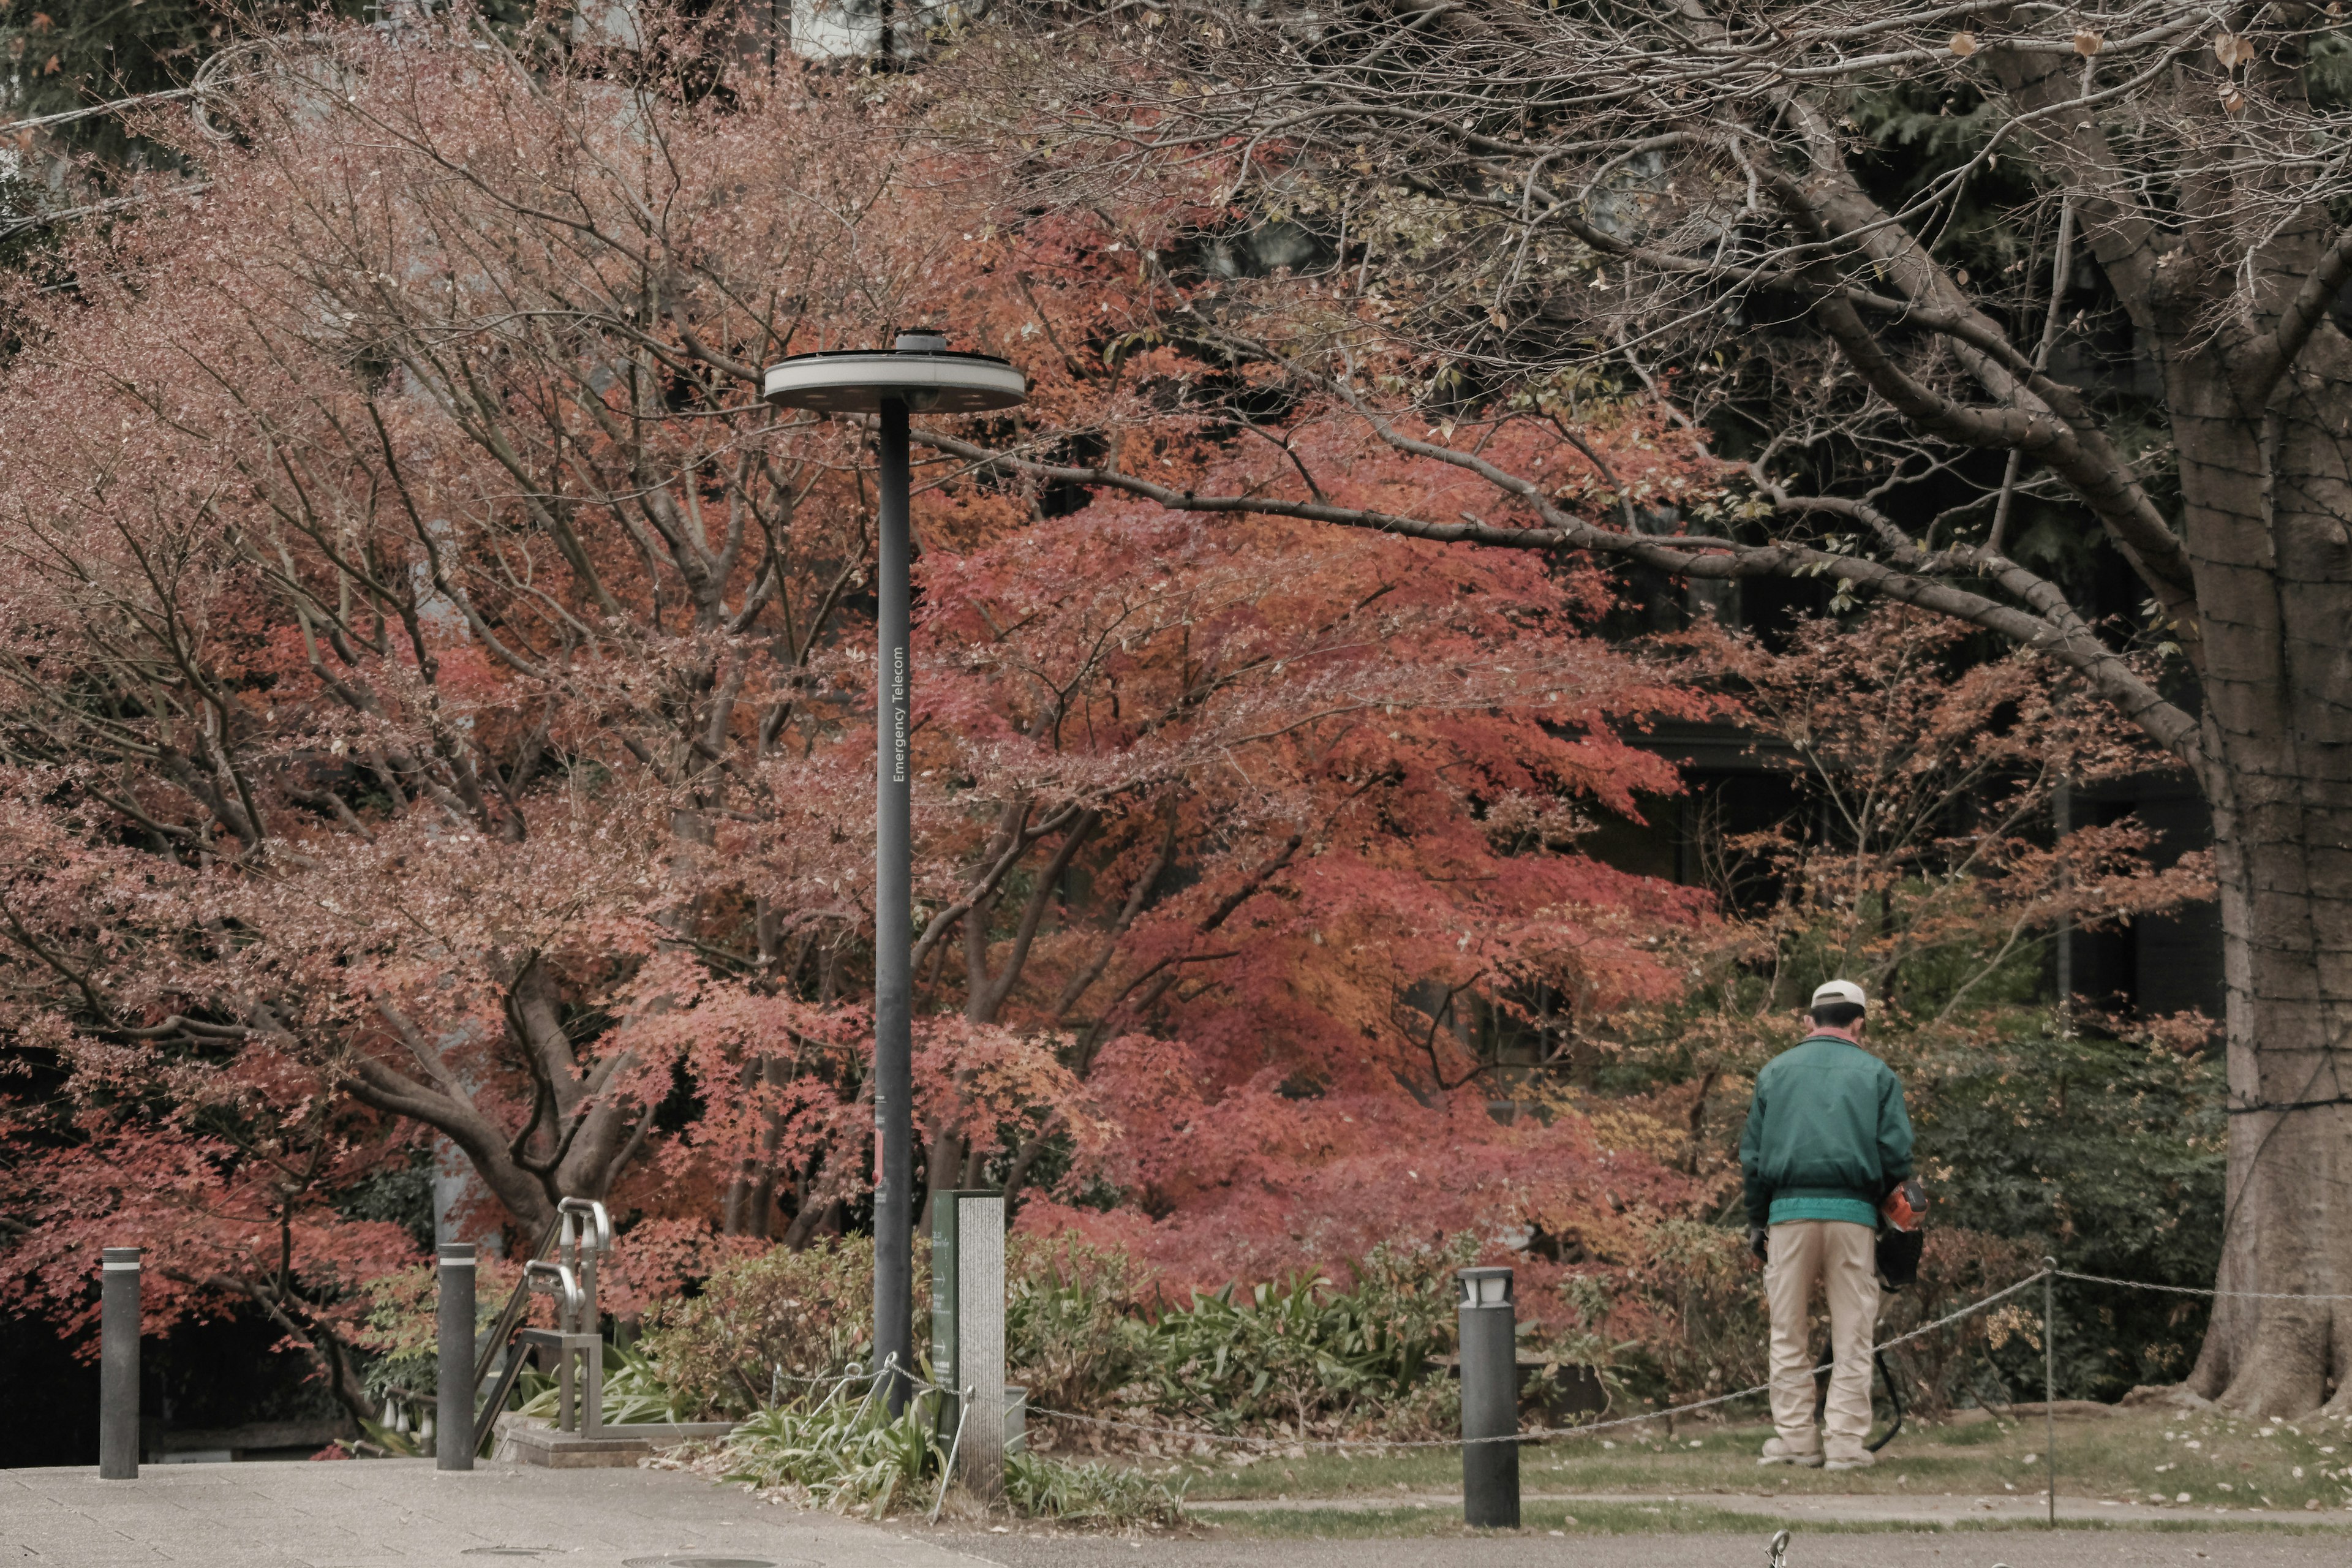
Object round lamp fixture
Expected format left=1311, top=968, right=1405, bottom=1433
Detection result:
left=763, top=331, right=1027, bottom=414
left=1456, top=1265, right=1514, bottom=1307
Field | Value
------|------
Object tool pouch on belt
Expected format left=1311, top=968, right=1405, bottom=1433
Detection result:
left=1876, top=1178, right=1926, bottom=1289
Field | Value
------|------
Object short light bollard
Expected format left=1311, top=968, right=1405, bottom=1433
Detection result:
left=100, top=1246, right=140, bottom=1480
left=437, top=1242, right=476, bottom=1471
left=1457, top=1265, right=1518, bottom=1529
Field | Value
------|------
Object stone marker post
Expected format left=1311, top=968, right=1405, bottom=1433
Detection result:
left=954, top=1193, right=1006, bottom=1500
left=930, top=1189, right=1007, bottom=1500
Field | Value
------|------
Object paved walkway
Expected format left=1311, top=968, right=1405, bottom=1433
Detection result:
left=0, top=1461, right=977, bottom=1568
left=10, top=1460, right=2352, bottom=1568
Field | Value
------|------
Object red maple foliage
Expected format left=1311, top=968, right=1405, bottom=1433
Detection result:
left=0, top=10, right=1738, bottom=1382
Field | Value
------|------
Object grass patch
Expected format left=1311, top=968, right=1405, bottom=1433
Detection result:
left=1933, top=1417, right=2025, bottom=1447
left=1204, top=1501, right=2352, bottom=1540
left=1156, top=1404, right=2352, bottom=1513
left=1204, top=1500, right=1778, bottom=1538
left=1176, top=1446, right=1464, bottom=1501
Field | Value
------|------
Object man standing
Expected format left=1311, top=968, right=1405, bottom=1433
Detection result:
left=1739, top=979, right=1914, bottom=1471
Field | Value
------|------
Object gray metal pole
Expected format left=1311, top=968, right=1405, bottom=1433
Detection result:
left=437, top=1242, right=476, bottom=1470
left=1457, top=1267, right=1518, bottom=1529
left=874, top=396, right=914, bottom=1415
left=99, top=1246, right=140, bottom=1480
left=2045, top=1258, right=2057, bottom=1528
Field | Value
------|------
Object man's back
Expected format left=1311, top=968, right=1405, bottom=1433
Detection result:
left=1740, top=1035, right=1913, bottom=1229
left=1747, top=986, right=1913, bottom=1471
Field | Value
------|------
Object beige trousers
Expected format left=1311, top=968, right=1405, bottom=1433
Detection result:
left=1764, top=1219, right=1880, bottom=1459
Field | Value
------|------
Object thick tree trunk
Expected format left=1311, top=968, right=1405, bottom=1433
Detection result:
left=2171, top=333, right=2352, bottom=1415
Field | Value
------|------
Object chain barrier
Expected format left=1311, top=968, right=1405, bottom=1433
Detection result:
left=700, top=1258, right=2352, bottom=1545
left=2057, top=1268, right=2352, bottom=1302
left=767, top=1360, right=965, bottom=1403
left=735, top=1264, right=2307, bottom=1463
left=729, top=1264, right=2316, bottom=1469
left=699, top=1257, right=2352, bottom=1548
left=1022, top=1267, right=2059, bottom=1452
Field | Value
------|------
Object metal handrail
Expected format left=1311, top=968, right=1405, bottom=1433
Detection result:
left=464, top=1200, right=617, bottom=1454
left=556, top=1198, right=611, bottom=1335
left=524, top=1261, right=586, bottom=1329
left=470, top=1212, right=563, bottom=1397
left=558, top=1196, right=613, bottom=1256
left=467, top=1215, right=561, bottom=1457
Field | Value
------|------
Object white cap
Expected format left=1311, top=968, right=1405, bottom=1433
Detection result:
left=1810, top=979, right=1867, bottom=1011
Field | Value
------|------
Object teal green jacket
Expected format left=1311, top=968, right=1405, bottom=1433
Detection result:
left=1740, top=1035, right=1914, bottom=1229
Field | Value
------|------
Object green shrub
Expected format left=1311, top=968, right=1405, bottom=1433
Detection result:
left=1907, top=1021, right=2222, bottom=1400
left=352, top=1257, right=521, bottom=1434
left=1317, top=1237, right=1477, bottom=1391
left=1880, top=1227, right=2050, bottom=1415
left=1562, top=1219, right=2046, bottom=1423
left=1133, top=1239, right=1470, bottom=1435
left=641, top=1237, right=879, bottom=1417
left=353, top=1262, right=443, bottom=1418
left=1006, top=1234, right=1150, bottom=1416
left=1005, top=1452, right=1186, bottom=1525
left=721, top=1390, right=941, bottom=1515
left=1005, top=1235, right=1479, bottom=1441
left=718, top=1385, right=1185, bottom=1524
left=1600, top=1218, right=1767, bottom=1409
left=1140, top=1275, right=1349, bottom=1431
left=516, top=1342, right=699, bottom=1427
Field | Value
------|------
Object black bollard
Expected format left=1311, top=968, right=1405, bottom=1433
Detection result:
left=1457, top=1265, right=1518, bottom=1529
left=437, top=1242, right=476, bottom=1470
left=99, top=1246, right=140, bottom=1480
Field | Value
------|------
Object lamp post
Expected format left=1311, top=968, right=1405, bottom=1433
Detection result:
left=763, top=331, right=1027, bottom=1412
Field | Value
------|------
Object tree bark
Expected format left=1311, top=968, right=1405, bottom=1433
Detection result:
left=342, top=958, right=652, bottom=1242
left=2165, top=323, right=2352, bottom=1415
